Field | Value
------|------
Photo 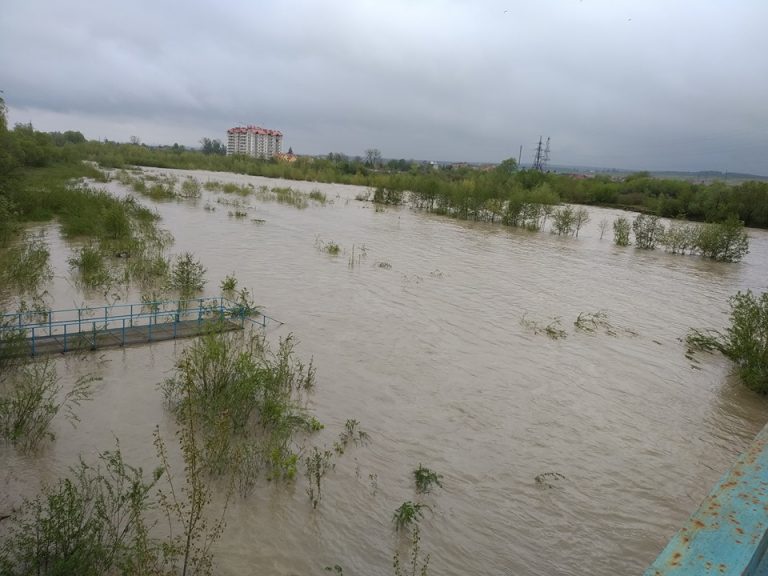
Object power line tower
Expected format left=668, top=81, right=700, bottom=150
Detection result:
left=531, top=136, right=551, bottom=172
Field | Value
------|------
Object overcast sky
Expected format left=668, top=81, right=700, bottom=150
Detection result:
left=2, top=1, right=767, bottom=173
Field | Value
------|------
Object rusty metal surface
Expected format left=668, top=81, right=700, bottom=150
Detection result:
left=644, top=424, right=768, bottom=575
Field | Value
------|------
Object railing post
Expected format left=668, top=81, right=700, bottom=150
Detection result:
left=48, top=310, right=52, bottom=335
left=78, top=308, right=82, bottom=333
left=63, top=323, right=68, bottom=352
left=148, top=318, right=152, bottom=342
left=122, top=318, right=126, bottom=346
left=130, top=304, right=134, bottom=327
left=92, top=321, right=97, bottom=350
left=31, top=327, right=36, bottom=356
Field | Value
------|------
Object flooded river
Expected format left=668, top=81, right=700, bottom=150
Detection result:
left=3, top=168, right=768, bottom=575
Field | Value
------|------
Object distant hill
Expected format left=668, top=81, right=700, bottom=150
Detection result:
left=545, top=164, right=768, bottom=183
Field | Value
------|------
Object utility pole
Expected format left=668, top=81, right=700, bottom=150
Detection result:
left=518, top=145, right=523, bottom=167
left=532, top=136, right=551, bottom=172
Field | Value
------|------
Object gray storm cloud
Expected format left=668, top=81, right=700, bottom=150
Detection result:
left=2, top=0, right=766, bottom=173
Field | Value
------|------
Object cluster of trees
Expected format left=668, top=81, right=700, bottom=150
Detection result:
left=612, top=214, right=749, bottom=262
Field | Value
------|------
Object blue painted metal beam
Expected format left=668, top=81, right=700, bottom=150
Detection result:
left=644, top=424, right=768, bottom=576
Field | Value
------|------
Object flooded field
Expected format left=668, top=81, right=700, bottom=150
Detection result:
left=3, top=167, right=768, bottom=575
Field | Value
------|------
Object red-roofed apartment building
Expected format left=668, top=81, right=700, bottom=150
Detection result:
left=226, top=126, right=283, bottom=159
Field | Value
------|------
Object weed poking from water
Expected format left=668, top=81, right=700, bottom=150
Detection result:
left=180, top=177, right=202, bottom=198
left=393, top=524, right=430, bottom=576
left=68, top=243, right=113, bottom=289
left=309, top=189, right=328, bottom=204
left=535, top=472, right=567, bottom=489
left=520, top=314, right=567, bottom=340
left=316, top=237, right=341, bottom=255
left=414, top=465, right=443, bottom=494
left=393, top=501, right=431, bottom=532
left=305, top=446, right=335, bottom=509
left=154, top=402, right=229, bottom=576
left=333, top=419, right=370, bottom=455
left=574, top=311, right=616, bottom=336
left=220, top=273, right=238, bottom=293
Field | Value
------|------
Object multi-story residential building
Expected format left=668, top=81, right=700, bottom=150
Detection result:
left=226, top=126, right=283, bottom=159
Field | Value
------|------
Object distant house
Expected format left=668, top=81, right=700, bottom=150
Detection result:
left=226, top=125, right=283, bottom=159
left=275, top=152, right=297, bottom=163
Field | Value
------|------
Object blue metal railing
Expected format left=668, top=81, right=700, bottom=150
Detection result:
left=0, top=296, right=278, bottom=355
left=644, top=423, right=768, bottom=575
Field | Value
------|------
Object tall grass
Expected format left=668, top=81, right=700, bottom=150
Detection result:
left=0, top=233, right=52, bottom=295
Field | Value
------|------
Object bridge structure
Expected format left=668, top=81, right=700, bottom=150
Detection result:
left=644, top=423, right=768, bottom=575
left=0, top=296, right=276, bottom=357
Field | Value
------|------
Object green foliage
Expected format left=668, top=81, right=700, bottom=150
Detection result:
left=687, top=291, right=768, bottom=393
left=177, top=178, right=201, bottom=199
left=154, top=413, right=227, bottom=576
left=0, top=359, right=94, bottom=452
left=694, top=216, right=749, bottom=262
left=315, top=238, right=341, bottom=255
left=574, top=311, right=615, bottom=335
left=305, top=446, right=334, bottom=509
left=613, top=217, right=631, bottom=246
left=309, top=189, right=328, bottom=204
left=200, top=138, right=226, bottom=155
left=68, top=244, right=112, bottom=288
left=170, top=252, right=206, bottom=295
left=393, top=524, right=430, bottom=576
left=0, top=233, right=52, bottom=294
left=162, top=331, right=317, bottom=489
left=333, top=419, right=370, bottom=455
left=632, top=214, right=665, bottom=249
left=520, top=314, right=567, bottom=340
left=0, top=196, right=18, bottom=247
left=573, top=207, right=590, bottom=237
left=661, top=222, right=699, bottom=255
left=393, top=501, right=430, bottom=532
left=0, top=445, right=170, bottom=576
left=220, top=273, right=238, bottom=293
left=551, top=206, right=575, bottom=236
left=413, top=465, right=443, bottom=494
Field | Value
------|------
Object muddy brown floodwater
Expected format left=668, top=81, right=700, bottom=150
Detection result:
left=3, top=167, right=768, bottom=575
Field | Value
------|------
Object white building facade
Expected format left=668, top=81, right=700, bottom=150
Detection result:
left=226, top=126, right=283, bottom=159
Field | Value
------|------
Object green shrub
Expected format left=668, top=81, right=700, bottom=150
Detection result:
left=613, top=217, right=631, bottom=246
left=687, top=290, right=768, bottom=393
left=0, top=447, right=166, bottom=575
left=170, top=252, right=206, bottom=295
left=393, top=501, right=430, bottom=532
left=68, top=244, right=111, bottom=288
left=0, top=359, right=93, bottom=452
left=695, top=216, right=749, bottom=262
left=414, top=464, right=443, bottom=494
left=161, top=332, right=317, bottom=486
left=632, top=214, right=665, bottom=249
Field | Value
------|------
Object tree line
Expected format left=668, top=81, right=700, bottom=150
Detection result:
left=2, top=104, right=768, bottom=249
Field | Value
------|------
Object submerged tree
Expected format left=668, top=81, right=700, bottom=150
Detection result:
left=613, top=217, right=631, bottom=246
left=687, top=290, right=768, bottom=393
